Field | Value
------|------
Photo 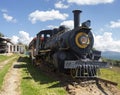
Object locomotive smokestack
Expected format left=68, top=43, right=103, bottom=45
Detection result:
left=72, top=10, right=82, bottom=28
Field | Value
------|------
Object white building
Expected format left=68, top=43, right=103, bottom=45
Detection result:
left=13, top=44, right=25, bottom=54
left=0, top=37, right=25, bottom=54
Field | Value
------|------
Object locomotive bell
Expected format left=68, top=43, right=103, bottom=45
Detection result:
left=72, top=10, right=82, bottom=28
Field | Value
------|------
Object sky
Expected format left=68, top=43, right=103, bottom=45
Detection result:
left=0, top=0, right=120, bottom=52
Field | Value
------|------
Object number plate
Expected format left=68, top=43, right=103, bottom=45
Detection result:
left=64, top=60, right=81, bottom=69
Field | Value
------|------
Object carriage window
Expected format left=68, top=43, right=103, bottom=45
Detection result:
left=41, top=34, right=44, bottom=38
left=46, top=34, right=50, bottom=38
left=40, top=34, right=44, bottom=41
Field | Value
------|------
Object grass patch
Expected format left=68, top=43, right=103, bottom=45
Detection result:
left=100, top=67, right=120, bottom=88
left=0, top=54, right=15, bottom=62
left=0, top=55, right=19, bottom=89
left=0, top=55, right=9, bottom=62
left=20, top=56, right=67, bottom=95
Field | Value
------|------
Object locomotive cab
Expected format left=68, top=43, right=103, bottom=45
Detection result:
left=36, top=30, right=52, bottom=50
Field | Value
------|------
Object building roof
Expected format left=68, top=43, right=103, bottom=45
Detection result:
left=0, top=37, right=14, bottom=45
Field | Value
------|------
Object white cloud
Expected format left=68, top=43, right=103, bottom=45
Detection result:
left=60, top=20, right=74, bottom=29
left=18, top=31, right=33, bottom=45
left=109, top=20, right=120, bottom=28
left=67, top=0, right=114, bottom=5
left=11, top=31, right=33, bottom=45
left=55, top=1, right=69, bottom=9
left=94, top=32, right=120, bottom=52
left=3, top=13, right=17, bottom=23
left=47, top=25, right=58, bottom=29
left=11, top=36, right=19, bottom=44
left=28, top=9, right=68, bottom=24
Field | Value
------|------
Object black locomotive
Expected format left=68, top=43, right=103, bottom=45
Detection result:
left=29, top=10, right=108, bottom=78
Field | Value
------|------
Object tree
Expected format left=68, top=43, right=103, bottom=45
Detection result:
left=0, top=32, right=4, bottom=37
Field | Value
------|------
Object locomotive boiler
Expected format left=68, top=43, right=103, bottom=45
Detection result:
left=29, top=10, right=108, bottom=78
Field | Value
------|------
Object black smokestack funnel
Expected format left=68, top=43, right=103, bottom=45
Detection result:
left=72, top=10, right=82, bottom=28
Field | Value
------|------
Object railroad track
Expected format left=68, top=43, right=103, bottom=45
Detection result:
left=96, top=77, right=118, bottom=86
left=70, top=77, right=118, bottom=87
left=66, top=77, right=118, bottom=95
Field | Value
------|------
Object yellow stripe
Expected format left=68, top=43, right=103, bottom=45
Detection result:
left=75, top=32, right=89, bottom=48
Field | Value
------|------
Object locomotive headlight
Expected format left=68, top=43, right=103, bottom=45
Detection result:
left=75, top=32, right=90, bottom=48
left=79, top=35, right=88, bottom=44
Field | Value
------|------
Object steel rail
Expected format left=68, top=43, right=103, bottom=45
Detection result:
left=95, top=77, right=118, bottom=86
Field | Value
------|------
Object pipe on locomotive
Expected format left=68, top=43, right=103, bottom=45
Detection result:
left=72, top=10, right=82, bottom=28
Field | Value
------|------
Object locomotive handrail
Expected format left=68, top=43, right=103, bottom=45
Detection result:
left=39, top=49, right=51, bottom=53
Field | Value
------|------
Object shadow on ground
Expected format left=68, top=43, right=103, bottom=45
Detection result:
left=14, top=56, right=64, bottom=88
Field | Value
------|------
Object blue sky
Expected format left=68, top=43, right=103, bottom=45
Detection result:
left=0, top=0, right=120, bottom=52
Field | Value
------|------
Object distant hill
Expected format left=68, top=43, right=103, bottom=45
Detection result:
left=101, top=51, right=120, bottom=60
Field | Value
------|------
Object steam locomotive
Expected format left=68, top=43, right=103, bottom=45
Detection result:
left=29, top=10, right=108, bottom=78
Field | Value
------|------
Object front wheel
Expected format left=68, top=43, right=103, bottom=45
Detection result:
left=70, top=68, right=78, bottom=78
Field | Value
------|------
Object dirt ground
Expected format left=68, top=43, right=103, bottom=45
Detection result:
left=0, top=62, right=21, bottom=95
left=66, top=82, right=120, bottom=95
left=0, top=57, right=16, bottom=70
